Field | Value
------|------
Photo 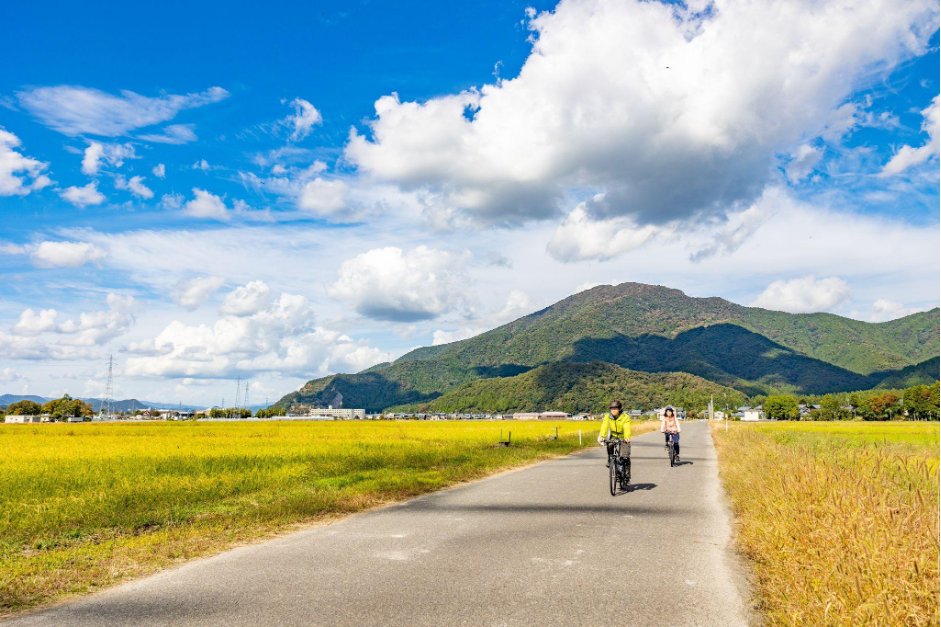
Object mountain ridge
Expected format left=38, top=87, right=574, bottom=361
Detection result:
left=275, top=283, right=940, bottom=412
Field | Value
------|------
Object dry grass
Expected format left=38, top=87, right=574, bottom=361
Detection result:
left=0, top=418, right=655, bottom=616
left=713, top=422, right=940, bottom=626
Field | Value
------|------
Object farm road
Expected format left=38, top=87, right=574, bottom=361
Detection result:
left=8, top=421, right=754, bottom=626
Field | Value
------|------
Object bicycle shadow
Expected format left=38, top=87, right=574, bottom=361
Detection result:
left=618, top=483, right=657, bottom=495
left=673, top=460, right=694, bottom=466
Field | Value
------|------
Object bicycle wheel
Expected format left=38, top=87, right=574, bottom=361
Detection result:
left=609, top=458, right=618, bottom=496
left=669, top=442, right=676, bottom=467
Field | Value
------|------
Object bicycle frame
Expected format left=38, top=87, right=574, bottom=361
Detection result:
left=604, top=437, right=631, bottom=494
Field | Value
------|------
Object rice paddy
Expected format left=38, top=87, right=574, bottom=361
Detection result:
left=712, top=421, right=940, bottom=626
left=0, top=419, right=656, bottom=615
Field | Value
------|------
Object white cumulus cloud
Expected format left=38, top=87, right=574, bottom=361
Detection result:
left=328, top=246, right=471, bottom=322
left=60, top=181, right=106, bottom=206
left=81, top=141, right=136, bottom=175
left=2, top=294, right=137, bottom=359
left=0, top=128, right=52, bottom=196
left=31, top=241, right=107, bottom=267
left=547, top=198, right=667, bottom=262
left=183, top=188, right=230, bottom=220
left=56, top=294, right=138, bottom=346
left=298, top=178, right=349, bottom=216
left=785, top=144, right=823, bottom=183
left=0, top=368, right=22, bottom=383
left=220, top=280, right=272, bottom=316
left=868, top=299, right=927, bottom=322
left=432, top=327, right=485, bottom=346
left=285, top=98, right=323, bottom=141
left=172, top=276, right=225, bottom=310
left=115, top=175, right=153, bottom=199
left=346, top=0, right=937, bottom=228
left=152, top=163, right=166, bottom=178
left=881, top=95, right=940, bottom=176
left=752, top=276, right=852, bottom=313
left=12, top=308, right=59, bottom=335
left=124, top=292, right=389, bottom=378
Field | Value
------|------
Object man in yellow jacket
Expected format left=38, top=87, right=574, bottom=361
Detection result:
left=598, top=400, right=631, bottom=467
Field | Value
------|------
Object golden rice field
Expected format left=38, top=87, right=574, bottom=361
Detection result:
left=712, top=421, right=940, bottom=626
left=0, top=419, right=655, bottom=616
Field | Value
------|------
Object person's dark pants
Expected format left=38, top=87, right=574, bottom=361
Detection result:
left=664, top=432, right=680, bottom=456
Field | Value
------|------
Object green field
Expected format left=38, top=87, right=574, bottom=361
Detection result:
left=0, top=419, right=647, bottom=616
left=713, top=421, right=940, bottom=626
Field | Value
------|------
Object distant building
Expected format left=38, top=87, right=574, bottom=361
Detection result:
left=742, top=409, right=763, bottom=421
left=512, top=411, right=571, bottom=420
left=4, top=415, right=33, bottom=423
left=308, top=406, right=366, bottom=420
left=66, top=415, right=84, bottom=423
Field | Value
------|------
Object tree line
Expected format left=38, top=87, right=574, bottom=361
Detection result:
left=1, top=395, right=94, bottom=420
left=757, top=382, right=939, bottom=421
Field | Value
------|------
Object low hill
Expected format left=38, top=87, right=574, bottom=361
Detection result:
left=388, top=362, right=746, bottom=414
left=275, top=283, right=940, bottom=412
left=874, top=357, right=940, bottom=389
left=1, top=395, right=204, bottom=413
left=0, top=394, right=52, bottom=409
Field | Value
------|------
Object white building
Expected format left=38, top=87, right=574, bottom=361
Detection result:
left=512, top=411, right=571, bottom=420
left=4, top=415, right=32, bottom=423
left=742, top=409, right=763, bottom=421
left=308, top=406, right=366, bottom=420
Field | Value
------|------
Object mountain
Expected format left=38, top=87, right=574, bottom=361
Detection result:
left=388, top=362, right=747, bottom=414
left=0, top=395, right=204, bottom=412
left=80, top=398, right=204, bottom=413
left=275, top=283, right=940, bottom=412
left=0, top=394, right=52, bottom=408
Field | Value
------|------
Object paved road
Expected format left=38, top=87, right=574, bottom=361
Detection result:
left=8, top=421, right=755, bottom=627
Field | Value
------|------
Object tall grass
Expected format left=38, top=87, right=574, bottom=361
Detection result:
left=0, top=419, right=652, bottom=615
left=713, top=422, right=939, bottom=626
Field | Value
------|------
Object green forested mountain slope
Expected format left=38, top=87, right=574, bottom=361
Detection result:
left=275, top=283, right=939, bottom=412
left=388, top=362, right=747, bottom=414
left=874, top=357, right=940, bottom=389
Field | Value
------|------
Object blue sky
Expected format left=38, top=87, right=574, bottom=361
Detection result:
left=1, top=0, right=938, bottom=406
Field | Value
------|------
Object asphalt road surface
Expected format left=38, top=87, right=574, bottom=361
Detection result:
left=8, top=421, right=755, bottom=627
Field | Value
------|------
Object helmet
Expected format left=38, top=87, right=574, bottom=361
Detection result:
left=664, top=406, right=675, bottom=416
left=609, top=400, right=623, bottom=411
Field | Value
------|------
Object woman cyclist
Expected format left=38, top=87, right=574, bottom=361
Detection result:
left=660, top=406, right=681, bottom=461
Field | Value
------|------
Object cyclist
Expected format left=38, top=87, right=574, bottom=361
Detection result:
left=598, top=400, right=631, bottom=467
left=660, top=406, right=681, bottom=461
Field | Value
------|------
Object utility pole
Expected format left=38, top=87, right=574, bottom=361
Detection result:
left=233, top=376, right=241, bottom=417
left=98, top=354, right=114, bottom=421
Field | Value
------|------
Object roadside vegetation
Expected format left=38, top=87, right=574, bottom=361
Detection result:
left=755, top=381, right=940, bottom=421
left=713, top=421, right=939, bottom=625
left=0, top=419, right=654, bottom=615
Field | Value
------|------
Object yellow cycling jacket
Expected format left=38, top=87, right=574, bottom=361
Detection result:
left=598, top=412, right=631, bottom=440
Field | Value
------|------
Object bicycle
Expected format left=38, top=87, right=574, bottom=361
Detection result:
left=665, top=432, right=677, bottom=467
left=604, top=437, right=631, bottom=495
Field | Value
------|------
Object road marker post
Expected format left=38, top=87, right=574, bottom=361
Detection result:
left=579, top=430, right=582, bottom=445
